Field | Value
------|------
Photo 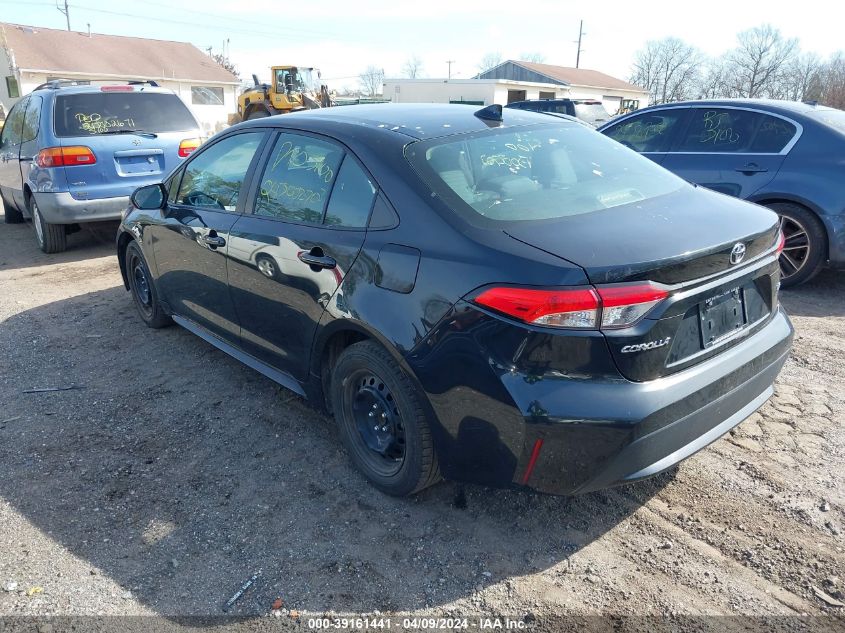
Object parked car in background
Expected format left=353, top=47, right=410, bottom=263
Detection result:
left=117, top=104, right=792, bottom=497
left=599, top=100, right=845, bottom=287
left=0, top=80, right=201, bottom=253
left=506, top=98, right=613, bottom=127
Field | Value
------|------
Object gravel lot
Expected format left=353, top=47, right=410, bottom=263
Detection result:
left=0, top=209, right=843, bottom=630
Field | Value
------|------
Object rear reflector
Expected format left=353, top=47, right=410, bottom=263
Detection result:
left=521, top=439, right=544, bottom=485
left=35, top=146, right=96, bottom=168
left=473, top=282, right=669, bottom=330
left=474, top=287, right=599, bottom=329
left=776, top=230, right=785, bottom=255
left=178, top=138, right=201, bottom=158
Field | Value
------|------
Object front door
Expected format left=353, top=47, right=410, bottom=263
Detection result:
left=661, top=107, right=795, bottom=199
left=0, top=97, right=28, bottom=210
left=150, top=130, right=267, bottom=341
left=227, top=131, right=376, bottom=380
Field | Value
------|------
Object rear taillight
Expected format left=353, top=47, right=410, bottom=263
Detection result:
left=473, top=282, right=669, bottom=330
left=178, top=138, right=201, bottom=158
left=776, top=230, right=785, bottom=255
left=35, top=146, right=96, bottom=168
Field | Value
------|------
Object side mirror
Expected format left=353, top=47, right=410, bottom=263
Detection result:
left=131, top=183, right=166, bottom=210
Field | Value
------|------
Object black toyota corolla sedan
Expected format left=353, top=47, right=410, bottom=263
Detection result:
left=117, top=104, right=793, bottom=497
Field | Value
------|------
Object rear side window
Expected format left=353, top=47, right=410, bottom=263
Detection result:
left=324, top=158, right=377, bottom=227
left=176, top=132, right=264, bottom=211
left=408, top=123, right=683, bottom=225
left=676, top=108, right=762, bottom=153
left=749, top=115, right=798, bottom=152
left=604, top=110, right=686, bottom=152
left=21, top=96, right=42, bottom=143
left=54, top=92, right=197, bottom=137
left=255, top=133, right=344, bottom=224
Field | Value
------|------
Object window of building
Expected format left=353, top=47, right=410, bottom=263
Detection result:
left=5, top=76, right=20, bottom=98
left=191, top=86, right=225, bottom=106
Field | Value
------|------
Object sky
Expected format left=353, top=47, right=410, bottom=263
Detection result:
left=1, top=0, right=844, bottom=92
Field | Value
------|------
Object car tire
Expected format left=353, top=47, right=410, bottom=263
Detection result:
left=125, top=240, right=172, bottom=329
left=330, top=340, right=440, bottom=496
left=30, top=197, right=67, bottom=253
left=767, top=202, right=826, bottom=288
left=247, top=109, right=270, bottom=120
left=2, top=195, right=24, bottom=224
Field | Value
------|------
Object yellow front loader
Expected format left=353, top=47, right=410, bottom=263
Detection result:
left=233, top=66, right=332, bottom=122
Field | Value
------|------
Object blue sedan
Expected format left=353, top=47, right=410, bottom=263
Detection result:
left=599, top=100, right=845, bottom=286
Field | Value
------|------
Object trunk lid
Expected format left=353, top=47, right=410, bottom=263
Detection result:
left=505, top=187, right=781, bottom=381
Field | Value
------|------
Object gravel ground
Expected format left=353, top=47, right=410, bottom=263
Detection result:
left=0, top=209, right=843, bottom=630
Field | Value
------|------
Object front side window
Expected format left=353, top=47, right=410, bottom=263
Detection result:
left=176, top=132, right=264, bottom=211
left=408, top=122, right=684, bottom=225
left=603, top=109, right=686, bottom=152
left=676, top=108, right=768, bottom=153
left=0, top=97, right=28, bottom=147
left=255, top=133, right=343, bottom=223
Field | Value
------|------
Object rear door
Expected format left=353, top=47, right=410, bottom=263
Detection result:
left=661, top=106, right=796, bottom=198
left=52, top=88, right=200, bottom=201
left=600, top=107, right=689, bottom=165
left=227, top=130, right=375, bottom=380
left=150, top=130, right=267, bottom=341
left=0, top=97, right=28, bottom=209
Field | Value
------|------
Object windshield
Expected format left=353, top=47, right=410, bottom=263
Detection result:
left=275, top=67, right=316, bottom=92
left=54, top=92, right=198, bottom=137
left=407, top=123, right=684, bottom=226
left=574, top=102, right=612, bottom=126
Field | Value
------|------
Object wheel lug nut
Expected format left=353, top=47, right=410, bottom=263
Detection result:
left=368, top=411, right=374, bottom=418
left=381, top=426, right=388, bottom=432
left=373, top=425, right=379, bottom=431
left=381, top=412, right=387, bottom=418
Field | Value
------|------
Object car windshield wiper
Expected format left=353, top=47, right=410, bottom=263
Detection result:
left=99, top=129, right=158, bottom=139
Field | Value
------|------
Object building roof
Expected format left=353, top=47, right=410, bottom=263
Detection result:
left=0, top=22, right=239, bottom=84
left=481, top=60, right=645, bottom=93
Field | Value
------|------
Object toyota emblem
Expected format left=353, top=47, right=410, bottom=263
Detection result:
left=730, top=242, right=747, bottom=265
left=132, top=139, right=141, bottom=146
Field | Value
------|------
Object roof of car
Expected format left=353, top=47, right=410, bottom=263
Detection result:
left=30, top=83, right=178, bottom=98
left=238, top=103, right=569, bottom=140
left=635, top=98, right=831, bottom=117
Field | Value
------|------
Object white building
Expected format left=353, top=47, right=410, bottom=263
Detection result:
left=386, top=60, right=649, bottom=115
left=0, top=22, right=240, bottom=135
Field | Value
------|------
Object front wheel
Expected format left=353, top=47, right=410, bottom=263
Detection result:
left=768, top=202, right=826, bottom=288
left=31, top=197, right=67, bottom=253
left=330, top=341, right=440, bottom=496
left=125, top=240, right=172, bottom=328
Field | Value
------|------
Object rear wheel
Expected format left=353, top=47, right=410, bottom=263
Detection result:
left=330, top=341, right=440, bottom=496
left=30, top=197, right=67, bottom=253
left=767, top=202, right=826, bottom=287
left=125, top=240, right=172, bottom=328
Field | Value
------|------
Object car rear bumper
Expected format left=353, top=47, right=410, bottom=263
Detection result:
left=32, top=192, right=129, bottom=224
left=515, top=308, right=793, bottom=494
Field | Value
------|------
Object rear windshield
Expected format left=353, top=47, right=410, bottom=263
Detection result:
left=54, top=92, right=197, bottom=137
left=809, top=107, right=845, bottom=136
left=407, top=123, right=684, bottom=225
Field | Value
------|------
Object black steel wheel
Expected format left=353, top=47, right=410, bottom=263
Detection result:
left=768, top=202, right=826, bottom=288
left=331, top=341, right=440, bottom=496
left=125, top=240, right=171, bottom=328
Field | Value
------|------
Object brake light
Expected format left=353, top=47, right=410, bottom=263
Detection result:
left=596, top=283, right=669, bottom=329
left=178, top=138, right=201, bottom=158
left=776, top=230, right=785, bottom=255
left=35, top=146, right=96, bottom=168
left=100, top=85, right=134, bottom=92
left=473, top=282, right=669, bottom=330
left=474, top=287, right=600, bottom=328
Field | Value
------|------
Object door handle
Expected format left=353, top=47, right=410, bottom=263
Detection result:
left=201, top=234, right=226, bottom=248
left=735, top=163, right=768, bottom=174
left=297, top=249, right=336, bottom=270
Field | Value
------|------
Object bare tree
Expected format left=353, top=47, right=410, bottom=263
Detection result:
left=773, top=53, right=824, bottom=101
left=358, top=66, right=385, bottom=97
left=724, top=24, right=797, bottom=98
left=477, top=52, right=503, bottom=74
left=630, top=38, right=703, bottom=104
left=521, top=52, right=546, bottom=63
left=820, top=52, right=845, bottom=109
left=402, top=55, right=424, bottom=79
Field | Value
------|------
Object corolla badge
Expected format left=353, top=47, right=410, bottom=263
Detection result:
left=730, top=242, right=747, bottom=265
left=621, top=337, right=671, bottom=353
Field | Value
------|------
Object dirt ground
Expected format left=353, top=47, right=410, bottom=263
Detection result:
left=0, top=210, right=843, bottom=630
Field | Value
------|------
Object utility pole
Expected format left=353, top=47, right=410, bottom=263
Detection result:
left=57, top=0, right=70, bottom=31
left=574, top=20, right=585, bottom=68
left=446, top=60, right=455, bottom=79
